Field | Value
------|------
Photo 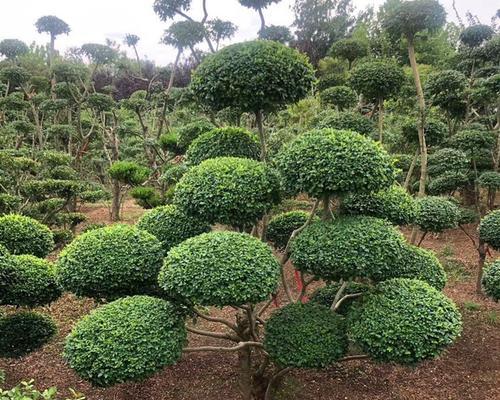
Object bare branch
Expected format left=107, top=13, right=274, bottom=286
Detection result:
left=194, top=309, right=238, bottom=332
left=332, top=293, right=363, bottom=312
left=186, top=326, right=239, bottom=342
left=330, top=280, right=347, bottom=311
left=183, top=341, right=264, bottom=353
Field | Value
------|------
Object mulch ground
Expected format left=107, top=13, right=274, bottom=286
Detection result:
left=1, top=202, right=499, bottom=400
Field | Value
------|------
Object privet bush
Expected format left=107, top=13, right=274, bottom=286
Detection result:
left=64, top=296, right=186, bottom=387
left=313, top=110, right=375, bottom=135
left=479, top=210, right=500, bottom=250
left=310, top=282, right=370, bottom=314
left=264, top=302, right=348, bottom=368
left=186, top=127, right=260, bottom=165
left=482, top=260, right=500, bottom=301
left=108, top=161, right=150, bottom=186
left=401, top=118, right=447, bottom=147
left=0, top=215, right=54, bottom=258
left=478, top=171, right=500, bottom=190
left=176, top=119, right=216, bottom=151
left=349, top=278, right=462, bottom=364
left=173, top=157, right=280, bottom=228
left=415, top=196, right=460, bottom=233
left=159, top=232, right=280, bottom=307
left=137, top=205, right=210, bottom=253
left=319, top=86, right=357, bottom=110
left=57, top=225, right=164, bottom=300
left=267, top=210, right=320, bottom=250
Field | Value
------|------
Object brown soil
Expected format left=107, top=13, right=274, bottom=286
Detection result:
left=1, top=203, right=499, bottom=400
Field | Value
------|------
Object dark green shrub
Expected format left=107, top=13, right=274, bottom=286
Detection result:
left=176, top=120, right=216, bottom=150
left=0, top=215, right=54, bottom=257
left=264, top=302, right=348, bottom=368
left=479, top=210, right=500, bottom=250
left=275, top=129, right=395, bottom=198
left=313, top=110, right=374, bottom=135
left=319, top=86, right=357, bottom=110
left=159, top=231, right=280, bottom=307
left=161, top=164, right=189, bottom=186
left=81, top=223, right=106, bottom=233
left=415, top=196, right=460, bottom=233
left=401, top=118, right=447, bottom=147
left=159, top=132, right=182, bottom=154
left=57, top=224, right=164, bottom=300
left=130, top=187, right=163, bottom=209
left=64, top=296, right=186, bottom=387
left=329, top=38, right=368, bottom=68
left=108, top=161, right=150, bottom=186
left=310, top=282, right=370, bottom=314
left=342, top=185, right=417, bottom=226
left=0, top=194, right=21, bottom=215
left=427, top=148, right=469, bottom=177
left=174, top=157, right=280, bottom=228
left=0, top=312, right=57, bottom=358
left=267, top=210, right=320, bottom=250
left=460, top=24, right=494, bottom=47
left=186, top=127, right=260, bottom=165
left=458, top=207, right=479, bottom=225
left=482, top=260, right=500, bottom=301
left=428, top=171, right=469, bottom=195
left=349, top=278, right=462, bottom=364
left=52, top=229, right=74, bottom=248
left=137, top=205, right=210, bottom=253
left=291, top=217, right=406, bottom=281
left=478, top=171, right=500, bottom=190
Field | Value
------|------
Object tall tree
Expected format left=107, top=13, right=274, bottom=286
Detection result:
left=238, top=0, right=281, bottom=31
left=124, top=34, right=142, bottom=73
left=35, top=15, right=70, bottom=66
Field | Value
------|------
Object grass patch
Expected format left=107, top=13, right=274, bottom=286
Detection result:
left=442, top=258, right=471, bottom=282
left=462, top=301, right=481, bottom=312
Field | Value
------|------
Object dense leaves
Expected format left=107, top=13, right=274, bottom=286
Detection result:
left=310, top=282, right=370, bottom=314
left=267, top=210, right=319, bottom=250
left=482, top=260, right=500, bottom=301
left=479, top=210, right=500, bottom=250
left=415, top=196, right=460, bottom=233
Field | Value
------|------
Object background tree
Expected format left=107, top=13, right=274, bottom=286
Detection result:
left=124, top=34, right=142, bottom=73
left=238, top=0, right=281, bottom=31
left=258, top=25, right=294, bottom=44
left=329, top=37, right=368, bottom=70
left=35, top=15, right=70, bottom=66
left=206, top=19, right=237, bottom=51
left=0, top=39, right=29, bottom=60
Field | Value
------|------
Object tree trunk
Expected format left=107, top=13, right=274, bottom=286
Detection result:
left=111, top=180, right=121, bottom=222
left=378, top=97, right=384, bottom=143
left=133, top=45, right=141, bottom=76
left=477, top=240, right=486, bottom=294
left=255, top=110, right=267, bottom=162
left=258, top=7, right=266, bottom=32
left=49, top=35, right=55, bottom=67
left=404, top=148, right=419, bottom=191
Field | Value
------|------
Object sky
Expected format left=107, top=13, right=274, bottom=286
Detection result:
left=0, top=0, right=497, bottom=66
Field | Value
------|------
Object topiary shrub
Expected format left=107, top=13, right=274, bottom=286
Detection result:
left=173, top=157, right=280, bottom=228
left=428, top=171, right=469, bottom=195
left=482, top=260, right=500, bottom=301
left=0, top=214, right=54, bottom=258
left=275, top=129, right=395, bottom=198
left=478, top=171, right=500, bottom=191
left=348, top=278, right=462, bottom=364
left=267, top=210, right=320, bottom=250
left=313, top=110, right=375, bottom=135
left=0, top=311, right=57, bottom=358
left=57, top=224, right=164, bottom=300
left=291, top=217, right=407, bottom=281
left=161, top=164, right=189, bottom=186
left=1, top=255, right=61, bottom=307
left=479, top=210, right=500, bottom=250
left=137, top=205, right=211, bottom=254
left=186, top=127, right=260, bottom=165
left=130, top=187, right=163, bottom=209
left=176, top=120, right=216, bottom=151
left=401, top=118, right=447, bottom=147
left=309, top=282, right=370, bottom=314
left=415, top=196, right=460, bottom=233
left=108, top=161, right=150, bottom=186
left=264, top=302, right=348, bottom=368
left=159, top=231, right=280, bottom=307
left=159, top=132, right=182, bottom=155
left=319, top=86, right=357, bottom=110
left=64, top=296, right=186, bottom=387
left=341, top=185, right=417, bottom=226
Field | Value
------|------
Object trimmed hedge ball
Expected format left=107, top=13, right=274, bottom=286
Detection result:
left=349, top=278, right=462, bottom=364
left=64, top=296, right=186, bottom=387
left=415, top=196, right=460, bottom=233
left=1, top=255, right=61, bottom=307
left=478, top=171, right=500, bottom=190
left=186, top=127, right=260, bottom=165
left=313, top=110, right=375, bottom=136
left=267, top=210, right=320, bottom=250
left=342, top=185, right=417, bottom=226
left=479, top=210, right=500, bottom=250
left=0, top=214, right=54, bottom=257
left=319, top=86, right=357, bottom=110
left=57, top=224, right=164, bottom=300
left=482, top=260, right=500, bottom=301
left=310, top=282, right=370, bottom=315
left=264, top=302, right=348, bottom=368
left=275, top=129, right=395, bottom=198
left=159, top=231, right=280, bottom=307
left=176, top=120, right=216, bottom=151
left=137, top=205, right=210, bottom=254
left=291, top=217, right=407, bottom=281
left=0, top=311, right=57, bottom=358
left=173, top=157, right=280, bottom=228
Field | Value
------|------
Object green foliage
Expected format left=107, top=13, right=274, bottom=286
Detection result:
left=80, top=43, right=116, bottom=65
left=479, top=210, right=500, bottom=250
left=0, top=312, right=57, bottom=358
left=64, top=296, right=186, bottom=387
left=349, top=60, right=405, bottom=101
left=426, top=70, right=467, bottom=118
left=319, top=86, right=357, bottom=110
left=0, top=380, right=84, bottom=400
left=186, top=127, right=260, bottom=165
left=258, top=25, right=293, bottom=44
left=275, top=129, right=396, bottom=197
left=264, top=302, right=348, bottom=368
left=342, top=185, right=417, bottom=226
left=267, top=210, right=319, bottom=250
left=428, top=148, right=469, bottom=177
left=174, top=157, right=280, bottom=228
left=415, top=196, right=460, bottom=233
left=163, top=21, right=206, bottom=49
left=329, top=38, right=368, bottom=67
left=57, top=224, right=164, bottom=300
left=161, top=164, right=188, bottom=186
left=482, top=260, right=500, bottom=301
left=460, top=24, right=494, bottom=48
left=448, top=129, right=495, bottom=159
left=130, top=187, right=163, bottom=209
left=176, top=120, right=216, bottom=151
left=159, top=231, right=279, bottom=307
left=0, top=194, right=21, bottom=215
left=108, top=161, right=150, bottom=186
left=0, top=39, right=29, bottom=59
left=313, top=110, right=374, bottom=135
left=428, top=171, right=469, bottom=195
left=159, top=132, right=182, bottom=155
left=190, top=40, right=315, bottom=113
left=0, top=215, right=54, bottom=257
left=137, top=205, right=210, bottom=253
left=153, top=0, right=191, bottom=20
left=401, top=118, right=446, bottom=147
left=291, top=217, right=407, bottom=281
left=35, top=15, right=70, bottom=36
left=238, top=0, right=280, bottom=10
left=310, top=282, right=370, bottom=314
left=478, top=171, right=500, bottom=190
left=86, top=93, right=115, bottom=112
left=0, top=67, right=31, bottom=87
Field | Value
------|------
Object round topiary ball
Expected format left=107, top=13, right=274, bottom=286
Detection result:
left=342, top=185, right=417, bottom=226
left=482, top=260, right=500, bottom=301
left=1, top=255, right=61, bottom=307
left=479, top=210, right=500, bottom=250
left=176, top=119, right=216, bottom=151
left=348, top=278, right=462, bottom=364
left=401, top=118, right=447, bottom=147
left=0, top=214, right=54, bottom=258
left=64, top=296, right=186, bottom=387
left=415, top=196, right=460, bottom=233
left=186, top=127, right=261, bottom=165
left=159, top=231, right=280, bottom=307
left=275, top=129, right=396, bottom=198
left=478, top=171, right=500, bottom=191
left=267, top=210, right=320, bottom=250
left=264, top=302, right=348, bottom=368
left=137, top=205, right=211, bottom=254
left=310, top=282, right=370, bottom=315
left=173, top=157, right=280, bottom=228
left=291, top=217, right=407, bottom=281
left=319, top=86, right=357, bottom=110
left=57, top=224, right=164, bottom=300
left=0, top=311, right=57, bottom=358
left=313, top=110, right=375, bottom=136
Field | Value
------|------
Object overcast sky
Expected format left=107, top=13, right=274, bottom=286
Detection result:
left=0, top=0, right=497, bottom=66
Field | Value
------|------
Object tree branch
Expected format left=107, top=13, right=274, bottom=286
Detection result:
left=186, top=326, right=239, bottom=342
left=333, top=293, right=363, bottom=312
left=194, top=309, right=239, bottom=332
left=331, top=280, right=347, bottom=310
left=183, top=341, right=263, bottom=353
